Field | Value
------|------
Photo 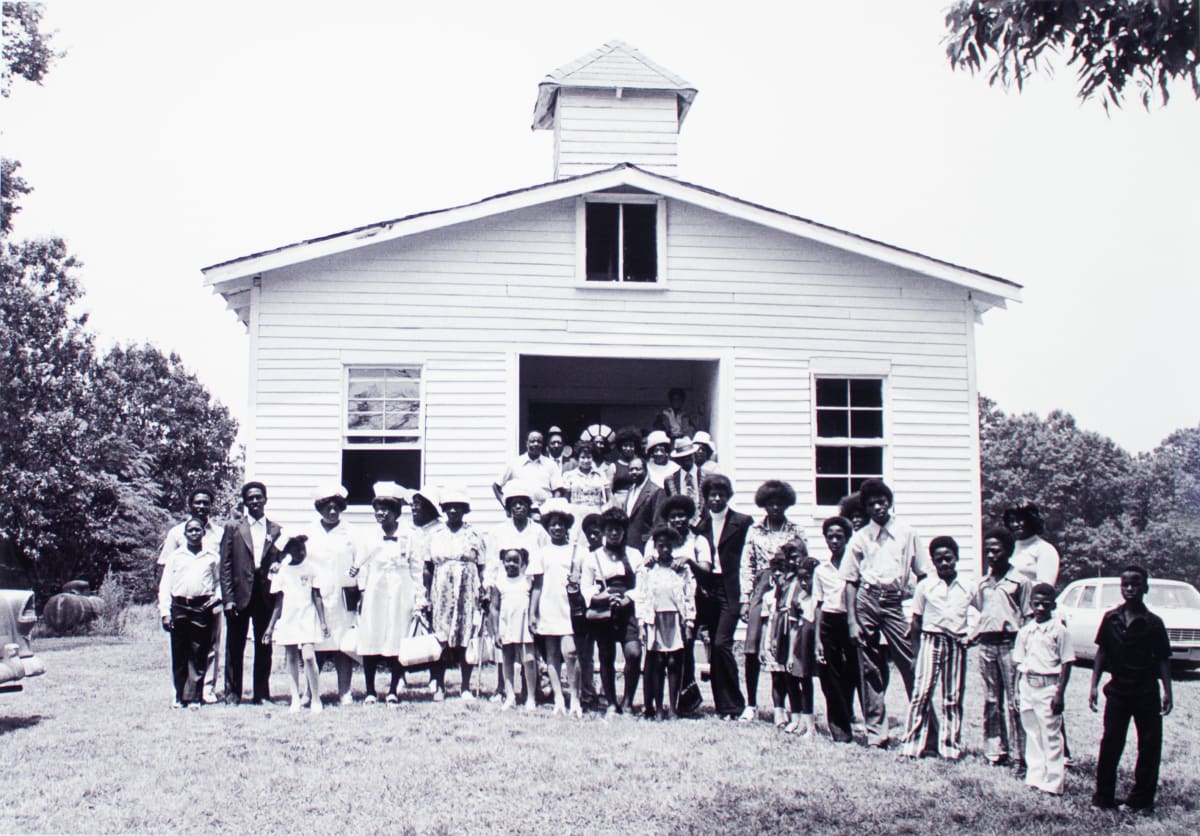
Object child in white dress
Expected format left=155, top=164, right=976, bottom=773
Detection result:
left=638, top=525, right=696, bottom=720
left=529, top=498, right=579, bottom=716
left=490, top=548, right=537, bottom=711
left=264, top=534, right=330, bottom=714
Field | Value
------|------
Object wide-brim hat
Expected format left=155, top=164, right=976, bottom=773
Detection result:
left=579, top=423, right=614, bottom=444
left=692, top=430, right=715, bottom=453
left=670, top=436, right=698, bottom=459
left=372, top=481, right=412, bottom=503
left=412, top=485, right=441, bottom=514
left=439, top=486, right=471, bottom=511
left=501, top=480, right=538, bottom=506
left=539, top=497, right=576, bottom=526
left=312, top=483, right=349, bottom=504
left=644, top=430, right=671, bottom=452
left=546, top=425, right=565, bottom=441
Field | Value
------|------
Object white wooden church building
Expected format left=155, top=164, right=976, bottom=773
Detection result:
left=203, top=42, right=1020, bottom=565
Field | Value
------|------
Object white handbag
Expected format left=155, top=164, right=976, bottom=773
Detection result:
left=397, top=612, right=444, bottom=667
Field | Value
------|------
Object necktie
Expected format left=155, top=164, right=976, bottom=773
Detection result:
left=383, top=535, right=398, bottom=541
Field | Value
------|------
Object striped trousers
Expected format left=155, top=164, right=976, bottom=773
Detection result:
left=900, top=632, right=967, bottom=759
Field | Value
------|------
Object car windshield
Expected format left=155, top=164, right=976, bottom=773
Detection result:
left=1099, top=582, right=1200, bottom=609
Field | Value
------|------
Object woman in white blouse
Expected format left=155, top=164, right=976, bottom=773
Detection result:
left=581, top=507, right=642, bottom=716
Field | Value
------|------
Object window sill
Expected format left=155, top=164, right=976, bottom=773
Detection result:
left=574, top=279, right=669, bottom=291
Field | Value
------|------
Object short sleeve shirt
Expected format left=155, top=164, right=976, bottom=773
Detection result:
left=1014, top=617, right=1073, bottom=675
left=838, top=517, right=925, bottom=589
left=911, top=574, right=975, bottom=636
left=812, top=560, right=848, bottom=614
left=971, top=569, right=1033, bottom=635
left=495, top=453, right=563, bottom=494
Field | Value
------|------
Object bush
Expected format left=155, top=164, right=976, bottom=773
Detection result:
left=88, top=572, right=131, bottom=637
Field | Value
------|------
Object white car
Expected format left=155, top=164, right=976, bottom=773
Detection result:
left=1057, top=577, right=1200, bottom=669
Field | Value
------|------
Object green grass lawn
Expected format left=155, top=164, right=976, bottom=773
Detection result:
left=5, top=609, right=1200, bottom=834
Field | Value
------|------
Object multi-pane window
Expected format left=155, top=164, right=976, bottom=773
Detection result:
left=814, top=377, right=885, bottom=506
left=582, top=197, right=662, bottom=283
left=342, top=366, right=422, bottom=503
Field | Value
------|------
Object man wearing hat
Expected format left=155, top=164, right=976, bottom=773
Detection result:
left=493, top=430, right=563, bottom=509
left=220, top=481, right=282, bottom=704
left=692, top=431, right=721, bottom=477
left=644, top=429, right=679, bottom=489
left=662, top=436, right=705, bottom=525
left=545, top=427, right=575, bottom=476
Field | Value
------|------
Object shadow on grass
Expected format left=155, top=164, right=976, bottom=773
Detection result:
left=0, top=714, right=44, bottom=735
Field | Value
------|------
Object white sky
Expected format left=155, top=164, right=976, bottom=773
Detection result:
left=5, top=0, right=1198, bottom=454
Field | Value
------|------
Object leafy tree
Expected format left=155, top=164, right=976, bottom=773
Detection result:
left=2, top=1, right=59, bottom=97
left=2, top=158, right=30, bottom=235
left=945, top=0, right=1200, bottom=110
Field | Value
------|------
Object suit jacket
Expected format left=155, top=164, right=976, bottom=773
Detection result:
left=219, top=515, right=282, bottom=611
left=613, top=479, right=665, bottom=553
left=693, top=509, right=753, bottom=602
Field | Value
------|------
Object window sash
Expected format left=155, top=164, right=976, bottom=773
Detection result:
left=345, top=366, right=423, bottom=444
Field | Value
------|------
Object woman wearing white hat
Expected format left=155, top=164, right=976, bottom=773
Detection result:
left=643, top=430, right=679, bottom=489
left=425, top=487, right=487, bottom=701
left=306, top=484, right=361, bottom=706
left=351, top=481, right=417, bottom=704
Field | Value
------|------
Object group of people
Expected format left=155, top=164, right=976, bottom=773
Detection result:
left=156, top=420, right=1175, bottom=813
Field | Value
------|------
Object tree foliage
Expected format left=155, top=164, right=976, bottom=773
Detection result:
left=979, top=396, right=1200, bottom=585
left=945, top=0, right=1200, bottom=111
left=2, top=1, right=59, bottom=97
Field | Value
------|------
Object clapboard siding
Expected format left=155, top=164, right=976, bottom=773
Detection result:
left=248, top=196, right=983, bottom=566
left=555, top=89, right=679, bottom=178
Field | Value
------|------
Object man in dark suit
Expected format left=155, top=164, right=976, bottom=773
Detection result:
left=611, top=457, right=664, bottom=554
left=662, top=436, right=704, bottom=525
left=220, top=481, right=281, bottom=704
left=692, top=473, right=752, bottom=719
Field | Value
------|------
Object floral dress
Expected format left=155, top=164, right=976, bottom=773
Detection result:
left=428, top=522, right=486, bottom=648
left=739, top=519, right=804, bottom=602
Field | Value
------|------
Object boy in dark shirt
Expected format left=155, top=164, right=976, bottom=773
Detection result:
left=1089, top=565, right=1174, bottom=812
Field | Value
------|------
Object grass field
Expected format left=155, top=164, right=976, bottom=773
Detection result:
left=4, top=607, right=1199, bottom=834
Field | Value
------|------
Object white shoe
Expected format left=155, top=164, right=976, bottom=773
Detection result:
left=460, top=690, right=475, bottom=702
left=428, top=681, right=439, bottom=694
left=288, top=702, right=303, bottom=714
left=364, top=695, right=378, bottom=705
left=432, top=689, right=445, bottom=702
left=501, top=698, right=516, bottom=711
left=523, top=701, right=536, bottom=713
left=738, top=706, right=757, bottom=722
left=604, top=705, right=618, bottom=720
left=339, top=693, right=354, bottom=706
left=311, top=701, right=323, bottom=714
left=570, top=703, right=583, bottom=719
left=553, top=700, right=567, bottom=716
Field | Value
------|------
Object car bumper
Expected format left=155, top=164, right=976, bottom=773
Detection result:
left=1170, top=645, right=1200, bottom=664
left=0, top=643, right=45, bottom=687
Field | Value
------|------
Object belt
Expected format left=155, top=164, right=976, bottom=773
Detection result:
left=1023, top=672, right=1059, bottom=687
left=172, top=595, right=212, bottom=607
left=977, top=632, right=1016, bottom=645
left=860, top=583, right=904, bottom=602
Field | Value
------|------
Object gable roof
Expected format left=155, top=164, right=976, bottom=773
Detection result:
left=203, top=163, right=1021, bottom=321
left=532, top=41, right=698, bottom=130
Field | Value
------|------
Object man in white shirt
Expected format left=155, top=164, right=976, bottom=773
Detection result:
left=492, top=430, right=563, bottom=507
left=157, top=487, right=223, bottom=703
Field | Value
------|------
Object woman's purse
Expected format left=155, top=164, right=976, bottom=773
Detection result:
left=566, top=547, right=587, bottom=619
left=397, top=609, right=444, bottom=667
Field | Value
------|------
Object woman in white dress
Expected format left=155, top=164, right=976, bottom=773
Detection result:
left=351, top=481, right=418, bottom=704
left=306, top=484, right=361, bottom=705
left=643, top=430, right=679, bottom=489
left=528, top=497, right=580, bottom=716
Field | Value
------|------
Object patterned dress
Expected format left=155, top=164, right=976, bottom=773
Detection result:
left=739, top=519, right=804, bottom=602
left=428, top=522, right=486, bottom=648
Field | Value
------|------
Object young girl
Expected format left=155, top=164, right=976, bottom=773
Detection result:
left=264, top=533, right=330, bottom=714
left=528, top=498, right=579, bottom=716
left=638, top=525, right=696, bottom=720
left=756, top=543, right=803, bottom=730
left=784, top=554, right=820, bottom=738
left=490, top=548, right=538, bottom=711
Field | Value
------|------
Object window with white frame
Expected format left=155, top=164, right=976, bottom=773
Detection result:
left=579, top=194, right=665, bottom=284
left=814, top=377, right=885, bottom=506
left=342, top=366, right=422, bottom=504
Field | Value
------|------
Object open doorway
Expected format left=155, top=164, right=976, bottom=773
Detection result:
left=518, top=354, right=720, bottom=449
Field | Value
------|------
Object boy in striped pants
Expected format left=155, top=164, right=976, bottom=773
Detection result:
left=900, top=536, right=975, bottom=759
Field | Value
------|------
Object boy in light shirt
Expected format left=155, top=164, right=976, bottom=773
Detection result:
left=899, top=536, right=975, bottom=759
left=1014, top=583, right=1073, bottom=795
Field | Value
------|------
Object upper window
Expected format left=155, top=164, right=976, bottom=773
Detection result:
left=342, top=366, right=423, bottom=503
left=814, top=377, right=885, bottom=506
left=578, top=195, right=665, bottom=285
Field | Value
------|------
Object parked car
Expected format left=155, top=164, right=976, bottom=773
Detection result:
left=1057, top=577, right=1200, bottom=669
left=1, top=532, right=46, bottom=693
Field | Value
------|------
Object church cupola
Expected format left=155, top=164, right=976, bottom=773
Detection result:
left=531, top=41, right=697, bottom=180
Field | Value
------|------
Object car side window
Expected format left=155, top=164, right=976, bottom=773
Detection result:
left=1078, top=585, right=1096, bottom=608
left=1060, top=587, right=1081, bottom=609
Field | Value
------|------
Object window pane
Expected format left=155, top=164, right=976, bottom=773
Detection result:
left=384, top=406, right=420, bottom=431
left=348, top=411, right=382, bottom=431
left=816, top=378, right=848, bottom=407
left=849, top=446, right=883, bottom=474
left=851, top=410, right=884, bottom=439
left=816, top=409, right=848, bottom=438
left=342, top=449, right=421, bottom=505
left=585, top=202, right=619, bottom=280
left=348, top=378, right=384, bottom=399
left=384, top=378, right=420, bottom=399
left=816, top=446, right=848, bottom=475
left=849, top=379, right=883, bottom=407
left=816, top=477, right=849, bottom=506
left=622, top=203, right=657, bottom=282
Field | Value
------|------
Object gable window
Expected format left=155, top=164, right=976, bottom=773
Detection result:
left=814, top=377, right=885, bottom=506
left=342, top=366, right=422, bottom=504
left=578, top=195, right=666, bottom=284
